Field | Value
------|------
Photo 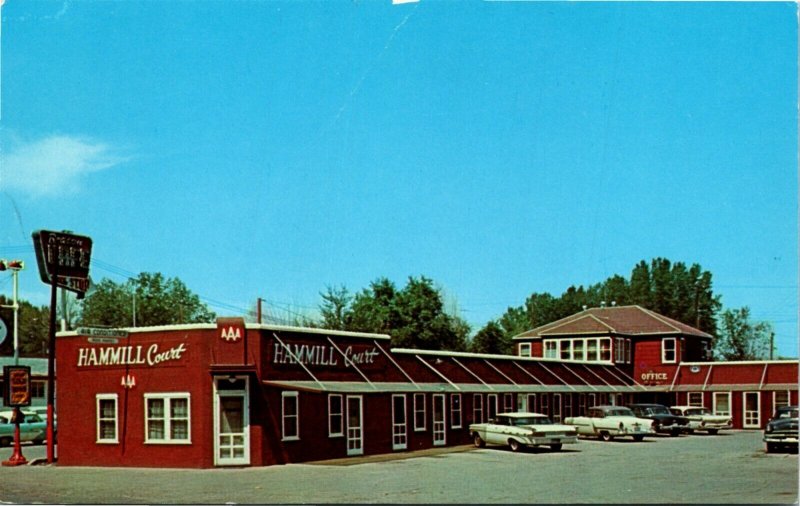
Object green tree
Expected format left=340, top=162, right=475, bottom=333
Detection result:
left=319, top=285, right=352, bottom=331
left=0, top=296, right=50, bottom=357
left=79, top=272, right=215, bottom=328
left=714, top=307, right=773, bottom=360
left=470, top=321, right=510, bottom=354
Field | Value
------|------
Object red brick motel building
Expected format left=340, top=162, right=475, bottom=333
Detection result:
left=54, top=305, right=797, bottom=468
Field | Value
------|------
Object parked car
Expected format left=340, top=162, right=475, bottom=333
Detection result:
left=469, top=412, right=579, bottom=452
left=669, top=406, right=732, bottom=435
left=627, top=403, right=689, bottom=436
left=0, top=409, right=56, bottom=446
left=763, top=405, right=798, bottom=453
left=564, top=405, right=656, bottom=442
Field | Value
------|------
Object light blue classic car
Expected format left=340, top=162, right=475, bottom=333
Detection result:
left=0, top=410, right=56, bottom=446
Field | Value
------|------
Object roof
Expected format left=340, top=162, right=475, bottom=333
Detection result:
left=513, top=305, right=713, bottom=340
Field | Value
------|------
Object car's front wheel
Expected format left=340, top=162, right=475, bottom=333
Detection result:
left=508, top=439, right=521, bottom=452
left=473, top=434, right=485, bottom=448
left=707, top=429, right=719, bottom=435
left=766, top=442, right=778, bottom=453
left=550, top=443, right=563, bottom=451
left=599, top=432, right=613, bottom=442
left=632, top=435, right=645, bottom=442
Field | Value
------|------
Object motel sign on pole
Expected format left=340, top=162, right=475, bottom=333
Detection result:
left=32, top=230, right=93, bottom=464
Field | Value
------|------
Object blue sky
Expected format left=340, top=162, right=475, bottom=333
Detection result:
left=0, top=0, right=796, bottom=357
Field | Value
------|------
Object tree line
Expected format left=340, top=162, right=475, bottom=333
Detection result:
left=0, top=257, right=779, bottom=361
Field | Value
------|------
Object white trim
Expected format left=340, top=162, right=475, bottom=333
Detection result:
left=213, top=376, right=250, bottom=466
left=328, top=394, right=344, bottom=437
left=680, top=360, right=799, bottom=366
left=390, top=347, right=614, bottom=366
left=472, top=393, right=484, bottom=424
left=687, top=392, right=704, bottom=407
left=450, top=393, right=463, bottom=429
left=281, top=391, right=300, bottom=441
left=432, top=394, right=447, bottom=446
left=144, top=392, right=192, bottom=444
left=758, top=363, right=769, bottom=390
left=511, top=360, right=545, bottom=385
left=96, top=393, right=119, bottom=444
left=413, top=393, right=426, bottom=431
left=712, top=391, right=731, bottom=417
left=417, top=356, right=460, bottom=390
left=391, top=394, right=407, bottom=450
left=60, top=323, right=392, bottom=340
left=346, top=395, right=364, bottom=456
left=773, top=390, right=791, bottom=411
left=519, top=343, right=532, bottom=357
left=453, top=358, right=494, bottom=389
left=483, top=360, right=518, bottom=386
left=743, top=391, right=761, bottom=428
left=376, top=340, right=421, bottom=389
left=662, top=338, right=677, bottom=364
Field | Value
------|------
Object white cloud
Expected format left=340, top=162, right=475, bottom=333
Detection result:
left=1, top=134, right=128, bottom=198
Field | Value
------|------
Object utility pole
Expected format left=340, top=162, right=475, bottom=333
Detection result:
left=257, top=298, right=263, bottom=324
left=769, top=332, right=775, bottom=360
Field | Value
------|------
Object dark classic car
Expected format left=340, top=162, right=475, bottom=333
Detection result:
left=627, top=403, right=689, bottom=436
left=763, top=405, right=798, bottom=453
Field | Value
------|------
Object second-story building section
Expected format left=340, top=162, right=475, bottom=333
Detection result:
left=512, top=305, right=714, bottom=381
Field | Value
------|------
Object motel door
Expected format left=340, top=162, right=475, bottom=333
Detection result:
left=346, top=395, right=364, bottom=456
left=432, top=394, right=446, bottom=446
left=214, top=377, right=250, bottom=466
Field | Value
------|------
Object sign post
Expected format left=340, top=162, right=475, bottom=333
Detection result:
left=32, top=230, right=93, bottom=464
left=2, top=365, right=31, bottom=466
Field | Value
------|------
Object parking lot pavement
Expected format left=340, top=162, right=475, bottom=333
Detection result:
left=0, top=431, right=797, bottom=504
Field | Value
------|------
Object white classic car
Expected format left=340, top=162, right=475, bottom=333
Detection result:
left=564, top=405, right=656, bottom=442
left=669, top=406, right=732, bottom=435
left=469, top=412, right=578, bottom=452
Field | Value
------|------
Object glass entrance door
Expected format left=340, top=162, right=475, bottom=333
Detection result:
left=214, top=377, right=250, bottom=466
left=346, top=395, right=363, bottom=456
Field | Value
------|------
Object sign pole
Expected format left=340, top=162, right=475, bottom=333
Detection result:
left=46, top=247, right=59, bottom=464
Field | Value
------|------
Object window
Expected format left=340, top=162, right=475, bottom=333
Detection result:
left=560, top=340, right=571, bottom=360
left=552, top=394, right=562, bottom=422
left=687, top=392, right=703, bottom=407
left=145, top=393, right=191, bottom=444
left=413, top=393, right=426, bottom=431
left=713, top=392, right=731, bottom=417
left=451, top=394, right=462, bottom=428
left=600, top=339, right=612, bottom=362
left=96, top=394, right=118, bottom=443
left=578, top=393, right=586, bottom=416
left=586, top=339, right=598, bottom=361
left=503, top=393, right=513, bottom=413
left=540, top=394, right=549, bottom=416
left=774, top=391, right=791, bottom=411
left=615, top=338, right=625, bottom=363
left=328, top=394, right=343, bottom=437
left=573, top=340, right=585, bottom=361
left=625, top=339, right=632, bottom=363
left=31, top=381, right=46, bottom=401
left=473, top=394, right=483, bottom=424
left=544, top=341, right=557, bottom=359
left=563, top=394, right=572, bottom=418
left=519, top=343, right=531, bottom=357
left=588, top=393, right=596, bottom=408
left=662, top=338, right=676, bottom=363
left=281, top=391, right=299, bottom=441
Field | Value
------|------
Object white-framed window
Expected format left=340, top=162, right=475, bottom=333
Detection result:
left=413, top=393, right=426, bottom=431
left=586, top=339, right=598, bottom=361
left=472, top=394, right=483, bottom=424
left=544, top=341, right=558, bottom=359
left=588, top=393, right=596, bottom=408
left=615, top=338, right=625, bottom=363
left=662, top=338, right=677, bottom=363
left=687, top=392, right=703, bottom=407
left=31, top=381, right=46, bottom=401
left=713, top=392, right=731, bottom=417
left=552, top=393, right=562, bottom=422
left=503, top=393, right=514, bottom=413
left=563, top=393, right=572, bottom=418
left=96, top=393, right=118, bottom=444
left=144, top=393, right=191, bottom=444
left=281, top=391, right=299, bottom=441
left=451, top=394, right=462, bottom=428
left=774, top=391, right=791, bottom=411
left=600, top=339, right=612, bottom=362
left=625, top=339, right=632, bottom=363
left=560, top=340, right=571, bottom=360
left=392, top=394, right=407, bottom=450
left=578, top=393, right=586, bottom=416
left=519, top=343, right=531, bottom=357
left=540, top=394, right=549, bottom=416
left=328, top=394, right=343, bottom=437
left=572, top=339, right=585, bottom=361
